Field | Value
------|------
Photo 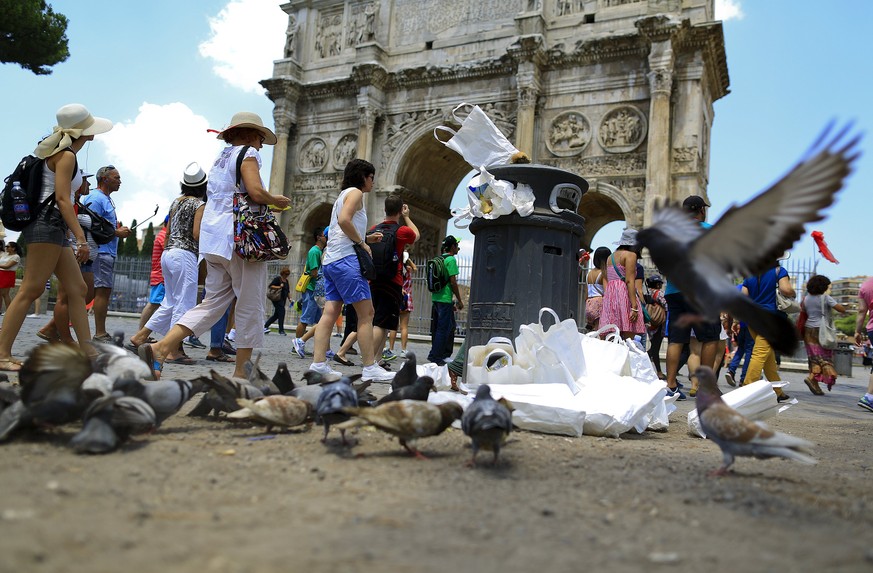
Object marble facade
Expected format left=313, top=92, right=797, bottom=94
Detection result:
left=263, top=0, right=729, bottom=257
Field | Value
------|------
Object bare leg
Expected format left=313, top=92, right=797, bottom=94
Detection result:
left=92, top=287, right=111, bottom=337
left=54, top=248, right=91, bottom=353
left=312, top=301, right=342, bottom=362
left=352, top=299, right=377, bottom=367
left=665, top=341, right=683, bottom=390
left=138, top=302, right=161, bottom=329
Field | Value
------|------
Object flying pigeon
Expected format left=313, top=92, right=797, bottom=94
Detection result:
left=315, top=377, right=358, bottom=444
left=695, top=366, right=816, bottom=476
left=461, top=385, right=513, bottom=466
left=226, top=395, right=312, bottom=432
left=376, top=375, right=434, bottom=406
left=339, top=400, right=463, bottom=459
left=636, top=124, right=861, bottom=354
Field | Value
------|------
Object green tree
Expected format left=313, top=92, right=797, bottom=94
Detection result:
left=835, top=313, right=857, bottom=337
left=0, top=0, right=70, bottom=75
left=139, top=223, right=155, bottom=258
left=122, top=219, right=139, bottom=257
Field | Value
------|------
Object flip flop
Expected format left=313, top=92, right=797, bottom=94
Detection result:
left=206, top=353, right=234, bottom=363
left=167, top=356, right=196, bottom=365
left=125, top=341, right=140, bottom=352
left=137, top=343, right=162, bottom=379
left=36, top=331, right=59, bottom=342
left=0, top=359, right=22, bottom=372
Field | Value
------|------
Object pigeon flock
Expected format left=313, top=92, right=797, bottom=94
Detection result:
left=0, top=123, right=863, bottom=475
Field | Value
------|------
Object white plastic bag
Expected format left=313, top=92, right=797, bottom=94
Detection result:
left=578, top=325, right=631, bottom=379
left=624, top=338, right=659, bottom=384
left=687, top=380, right=793, bottom=438
left=489, top=383, right=586, bottom=437
left=571, top=372, right=666, bottom=437
left=452, top=167, right=535, bottom=227
left=515, top=308, right=586, bottom=391
left=465, top=337, right=533, bottom=388
left=434, top=103, right=519, bottom=169
left=417, top=363, right=451, bottom=392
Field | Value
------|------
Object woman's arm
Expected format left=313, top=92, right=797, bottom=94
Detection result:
left=53, top=151, right=89, bottom=263
left=623, top=253, right=638, bottom=313
left=777, top=275, right=795, bottom=298
left=240, top=157, right=290, bottom=208
left=192, top=204, right=205, bottom=242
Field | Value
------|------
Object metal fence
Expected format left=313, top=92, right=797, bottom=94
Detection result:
left=107, top=256, right=472, bottom=337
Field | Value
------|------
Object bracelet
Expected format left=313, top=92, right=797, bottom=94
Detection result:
left=631, top=307, right=638, bottom=311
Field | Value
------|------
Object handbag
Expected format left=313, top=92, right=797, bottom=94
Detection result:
left=818, top=296, right=838, bottom=349
left=434, top=103, right=520, bottom=169
left=796, top=296, right=808, bottom=335
left=232, top=146, right=289, bottom=262
left=266, top=285, right=282, bottom=302
left=294, top=271, right=311, bottom=293
left=76, top=200, right=115, bottom=245
left=776, top=289, right=801, bottom=314
left=353, top=243, right=376, bottom=281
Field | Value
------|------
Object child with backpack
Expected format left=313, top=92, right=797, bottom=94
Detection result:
left=0, top=104, right=113, bottom=370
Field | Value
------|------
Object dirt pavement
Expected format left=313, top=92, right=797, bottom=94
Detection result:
left=0, top=315, right=871, bottom=573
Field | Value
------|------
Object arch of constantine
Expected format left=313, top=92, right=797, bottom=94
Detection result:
left=262, top=0, right=729, bottom=258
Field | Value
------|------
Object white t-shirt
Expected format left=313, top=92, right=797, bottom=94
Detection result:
left=200, top=145, right=261, bottom=261
left=322, top=187, right=367, bottom=266
left=0, top=253, right=20, bottom=272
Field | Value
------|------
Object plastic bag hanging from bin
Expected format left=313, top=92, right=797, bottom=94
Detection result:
left=434, top=103, right=520, bottom=170
left=450, top=166, right=535, bottom=228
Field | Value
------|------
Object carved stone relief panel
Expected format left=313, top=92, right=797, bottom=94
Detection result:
left=546, top=111, right=591, bottom=157
left=671, top=146, right=698, bottom=173
left=392, top=0, right=519, bottom=45
left=348, top=2, right=378, bottom=48
left=333, top=134, right=358, bottom=171
left=294, top=173, right=342, bottom=195
left=380, top=109, right=443, bottom=171
left=601, top=0, right=644, bottom=7
left=315, top=8, right=344, bottom=59
left=299, top=138, right=329, bottom=173
left=538, top=152, right=646, bottom=177
left=597, top=106, right=647, bottom=153
left=555, top=0, right=585, bottom=17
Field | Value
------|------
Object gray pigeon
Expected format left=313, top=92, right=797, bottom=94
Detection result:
left=113, top=378, right=204, bottom=426
left=376, top=376, right=434, bottom=406
left=0, top=344, right=96, bottom=440
left=199, top=370, right=265, bottom=415
left=695, top=366, right=816, bottom=476
left=636, top=124, right=861, bottom=355
left=70, top=394, right=156, bottom=454
left=390, top=352, right=417, bottom=392
left=245, top=352, right=280, bottom=395
left=93, top=341, right=154, bottom=383
left=315, top=377, right=358, bottom=444
left=461, top=384, right=513, bottom=466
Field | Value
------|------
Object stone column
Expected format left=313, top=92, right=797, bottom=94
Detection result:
left=516, top=78, right=539, bottom=157
left=644, top=39, right=674, bottom=226
left=356, top=103, right=378, bottom=162
left=262, top=79, right=299, bottom=197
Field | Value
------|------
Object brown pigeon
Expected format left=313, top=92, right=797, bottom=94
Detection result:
left=339, top=399, right=463, bottom=459
left=695, top=366, right=816, bottom=476
left=227, top=395, right=312, bottom=432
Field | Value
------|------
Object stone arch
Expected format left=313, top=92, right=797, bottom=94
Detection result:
left=287, top=201, right=333, bottom=259
left=381, top=119, right=473, bottom=257
left=577, top=181, right=635, bottom=248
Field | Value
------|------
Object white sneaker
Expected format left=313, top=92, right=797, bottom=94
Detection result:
left=293, top=338, right=306, bottom=359
left=399, top=349, right=408, bottom=358
left=227, top=328, right=236, bottom=342
left=362, top=363, right=395, bottom=382
left=308, top=361, right=341, bottom=381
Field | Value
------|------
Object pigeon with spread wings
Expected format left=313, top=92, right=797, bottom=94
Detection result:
left=637, top=123, right=861, bottom=354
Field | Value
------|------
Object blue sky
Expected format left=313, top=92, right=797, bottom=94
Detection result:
left=2, top=0, right=870, bottom=280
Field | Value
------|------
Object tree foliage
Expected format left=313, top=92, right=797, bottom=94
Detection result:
left=140, top=223, right=155, bottom=259
left=122, top=219, right=139, bottom=257
left=0, top=0, right=70, bottom=75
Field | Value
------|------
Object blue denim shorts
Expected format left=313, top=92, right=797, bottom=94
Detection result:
left=93, top=253, right=116, bottom=289
left=323, top=254, right=371, bottom=305
left=299, top=289, right=322, bottom=325
left=149, top=283, right=166, bottom=304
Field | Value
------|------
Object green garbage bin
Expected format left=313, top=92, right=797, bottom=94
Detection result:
left=833, top=342, right=853, bottom=377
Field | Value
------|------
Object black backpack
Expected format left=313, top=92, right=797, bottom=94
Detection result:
left=426, top=254, right=450, bottom=292
left=1, top=151, right=76, bottom=232
left=367, top=222, right=400, bottom=281
left=76, top=199, right=115, bottom=245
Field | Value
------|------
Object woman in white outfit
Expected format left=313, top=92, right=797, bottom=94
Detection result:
left=140, top=112, right=290, bottom=379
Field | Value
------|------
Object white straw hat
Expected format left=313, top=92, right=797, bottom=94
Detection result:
left=216, top=111, right=277, bottom=145
left=33, top=103, right=113, bottom=159
left=181, top=162, right=208, bottom=186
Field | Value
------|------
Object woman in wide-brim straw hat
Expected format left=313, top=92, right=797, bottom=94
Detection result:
left=138, top=112, right=290, bottom=379
left=0, top=104, right=112, bottom=370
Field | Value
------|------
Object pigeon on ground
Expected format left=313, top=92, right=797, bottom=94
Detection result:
left=198, top=370, right=265, bottom=415
left=0, top=381, right=20, bottom=413
left=226, top=395, right=312, bottom=432
left=70, top=394, right=156, bottom=454
left=339, top=400, right=464, bottom=459
left=315, top=377, right=358, bottom=444
left=695, top=366, right=816, bottom=476
left=390, top=352, right=417, bottom=392
left=0, top=344, right=97, bottom=441
left=272, top=362, right=294, bottom=394
left=636, top=124, right=861, bottom=355
left=376, top=375, right=434, bottom=406
left=92, top=341, right=154, bottom=383
left=82, top=373, right=114, bottom=397
left=113, top=378, right=204, bottom=426
left=461, top=385, right=513, bottom=466
left=245, top=352, right=280, bottom=395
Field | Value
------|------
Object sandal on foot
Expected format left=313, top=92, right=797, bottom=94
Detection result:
left=0, top=359, right=22, bottom=372
left=333, top=354, right=354, bottom=367
left=137, top=343, right=162, bottom=379
left=36, top=331, right=60, bottom=342
left=206, top=353, right=234, bottom=363
left=167, top=356, right=196, bottom=365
